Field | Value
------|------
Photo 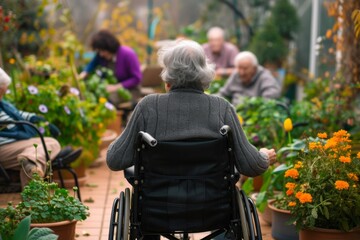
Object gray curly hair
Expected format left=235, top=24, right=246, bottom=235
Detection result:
left=158, top=40, right=215, bottom=90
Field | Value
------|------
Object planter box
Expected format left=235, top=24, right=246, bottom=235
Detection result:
left=31, top=220, right=77, bottom=240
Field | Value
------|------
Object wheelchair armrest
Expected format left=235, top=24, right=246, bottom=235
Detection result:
left=220, top=125, right=231, bottom=135
left=138, top=131, right=157, bottom=147
left=124, top=166, right=135, bottom=185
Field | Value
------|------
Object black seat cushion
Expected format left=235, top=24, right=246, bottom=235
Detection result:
left=138, top=137, right=232, bottom=233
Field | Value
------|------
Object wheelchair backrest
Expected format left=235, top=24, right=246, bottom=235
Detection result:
left=136, top=136, right=236, bottom=233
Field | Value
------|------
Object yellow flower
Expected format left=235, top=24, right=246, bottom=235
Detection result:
left=357, top=152, right=360, bottom=159
left=9, top=58, right=15, bottom=64
left=317, top=132, right=327, bottom=139
left=98, top=123, right=104, bottom=129
left=309, top=142, right=322, bottom=150
left=283, top=118, right=293, bottom=132
left=288, top=201, right=296, bottom=207
left=36, top=61, right=43, bottom=66
left=335, top=180, right=350, bottom=190
left=339, top=156, right=351, bottom=163
left=285, top=182, right=296, bottom=189
left=347, top=173, right=358, bottom=182
left=99, top=97, right=107, bottom=104
left=294, top=161, right=303, bottom=169
left=298, top=193, right=312, bottom=204
left=285, top=169, right=299, bottom=179
left=237, top=114, right=244, bottom=125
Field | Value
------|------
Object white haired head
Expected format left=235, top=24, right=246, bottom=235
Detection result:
left=234, top=51, right=258, bottom=67
left=0, top=68, right=11, bottom=87
left=158, top=40, right=215, bottom=90
left=207, top=27, right=225, bottom=40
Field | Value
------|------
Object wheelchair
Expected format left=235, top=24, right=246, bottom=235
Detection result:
left=109, top=125, right=263, bottom=240
left=0, top=120, right=82, bottom=200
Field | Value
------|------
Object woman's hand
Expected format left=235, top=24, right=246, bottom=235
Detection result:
left=106, top=83, right=122, bottom=93
left=259, top=148, right=276, bottom=164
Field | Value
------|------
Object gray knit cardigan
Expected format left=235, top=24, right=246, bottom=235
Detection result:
left=106, top=88, right=269, bottom=177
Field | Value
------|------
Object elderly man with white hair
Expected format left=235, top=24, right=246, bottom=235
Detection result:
left=107, top=40, right=276, bottom=181
left=0, top=67, right=61, bottom=188
left=203, top=27, right=239, bottom=78
left=218, top=51, right=281, bottom=106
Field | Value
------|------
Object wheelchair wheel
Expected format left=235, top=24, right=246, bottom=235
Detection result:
left=236, top=188, right=262, bottom=240
left=123, top=188, right=131, bottom=240
left=109, top=188, right=131, bottom=240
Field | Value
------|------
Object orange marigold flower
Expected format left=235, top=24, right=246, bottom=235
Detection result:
left=347, top=173, right=359, bottom=182
left=295, top=192, right=303, bottom=199
left=298, top=193, right=312, bottom=204
left=317, top=132, right=327, bottom=139
left=324, top=138, right=337, bottom=150
left=288, top=201, right=297, bottom=207
left=294, top=161, right=303, bottom=169
left=309, top=142, right=322, bottom=150
left=335, top=180, right=350, bottom=190
left=285, top=169, right=299, bottom=179
left=333, top=129, right=349, bottom=138
left=357, top=152, right=360, bottom=159
left=339, top=156, right=351, bottom=163
left=286, top=189, right=294, bottom=196
left=285, top=182, right=296, bottom=189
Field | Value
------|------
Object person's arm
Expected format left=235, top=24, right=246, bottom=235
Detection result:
left=118, top=51, right=142, bottom=89
left=259, top=73, right=281, bottom=99
left=224, top=102, right=270, bottom=177
left=81, top=54, right=102, bottom=77
left=106, top=98, right=145, bottom=170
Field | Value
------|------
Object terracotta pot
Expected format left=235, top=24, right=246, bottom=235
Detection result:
left=31, top=220, right=77, bottom=240
left=268, top=200, right=299, bottom=240
left=53, top=163, right=87, bottom=188
left=300, top=227, right=360, bottom=240
left=106, top=110, right=123, bottom=135
left=100, top=129, right=118, bottom=151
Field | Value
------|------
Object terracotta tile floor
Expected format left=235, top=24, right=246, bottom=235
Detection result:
left=0, top=149, right=273, bottom=240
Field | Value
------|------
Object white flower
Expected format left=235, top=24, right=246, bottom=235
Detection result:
left=64, top=106, right=71, bottom=115
left=70, top=87, right=80, bottom=96
left=38, top=104, right=48, bottom=113
left=27, top=85, right=38, bottom=95
left=105, top=102, right=115, bottom=111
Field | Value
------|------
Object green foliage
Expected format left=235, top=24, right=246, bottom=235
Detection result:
left=248, top=20, right=288, bottom=66
left=205, top=79, right=226, bottom=94
left=17, top=174, right=89, bottom=223
left=0, top=202, right=25, bottom=240
left=271, top=0, right=299, bottom=40
left=85, top=67, right=117, bottom=101
left=0, top=212, right=58, bottom=240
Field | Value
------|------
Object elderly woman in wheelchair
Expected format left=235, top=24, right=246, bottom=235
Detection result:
left=0, top=68, right=61, bottom=188
left=107, top=40, right=276, bottom=240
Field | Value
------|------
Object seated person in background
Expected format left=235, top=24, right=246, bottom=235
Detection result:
left=203, top=27, right=239, bottom=78
left=80, top=29, right=142, bottom=104
left=218, top=51, right=281, bottom=106
left=107, top=40, right=276, bottom=178
left=0, top=68, right=61, bottom=188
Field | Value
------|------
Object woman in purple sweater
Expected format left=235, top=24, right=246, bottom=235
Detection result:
left=80, top=30, right=142, bottom=103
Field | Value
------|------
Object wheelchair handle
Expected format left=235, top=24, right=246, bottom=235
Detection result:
left=220, top=125, right=231, bottom=136
left=139, top=131, right=157, bottom=147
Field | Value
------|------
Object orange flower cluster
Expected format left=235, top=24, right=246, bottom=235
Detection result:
left=286, top=189, right=294, bottom=196
left=335, top=180, right=350, bottom=190
left=347, top=173, right=359, bottom=182
left=317, top=132, right=328, bottom=139
left=357, top=152, right=360, bottom=159
left=339, top=156, right=351, bottom=163
left=288, top=201, right=296, bottom=207
left=295, top=192, right=313, bottom=204
left=294, top=161, right=303, bottom=169
left=285, top=169, right=299, bottom=179
left=285, top=182, right=296, bottom=189
left=309, top=142, right=322, bottom=150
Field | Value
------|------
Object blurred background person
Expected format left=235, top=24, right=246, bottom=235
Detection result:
left=203, top=27, right=239, bottom=78
left=80, top=30, right=142, bottom=105
left=218, top=51, right=281, bottom=106
left=0, top=68, right=61, bottom=188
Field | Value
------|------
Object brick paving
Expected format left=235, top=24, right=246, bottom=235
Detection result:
left=0, top=149, right=273, bottom=240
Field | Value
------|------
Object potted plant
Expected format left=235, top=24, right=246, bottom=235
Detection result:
left=0, top=174, right=89, bottom=240
left=282, top=130, right=360, bottom=240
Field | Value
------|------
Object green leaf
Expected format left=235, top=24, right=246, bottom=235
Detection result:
left=241, top=178, right=254, bottom=195
left=311, top=208, right=318, bottom=219
left=272, top=164, right=291, bottom=174
left=323, top=206, right=329, bottom=220
left=12, top=216, right=31, bottom=240
left=28, top=227, right=58, bottom=240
